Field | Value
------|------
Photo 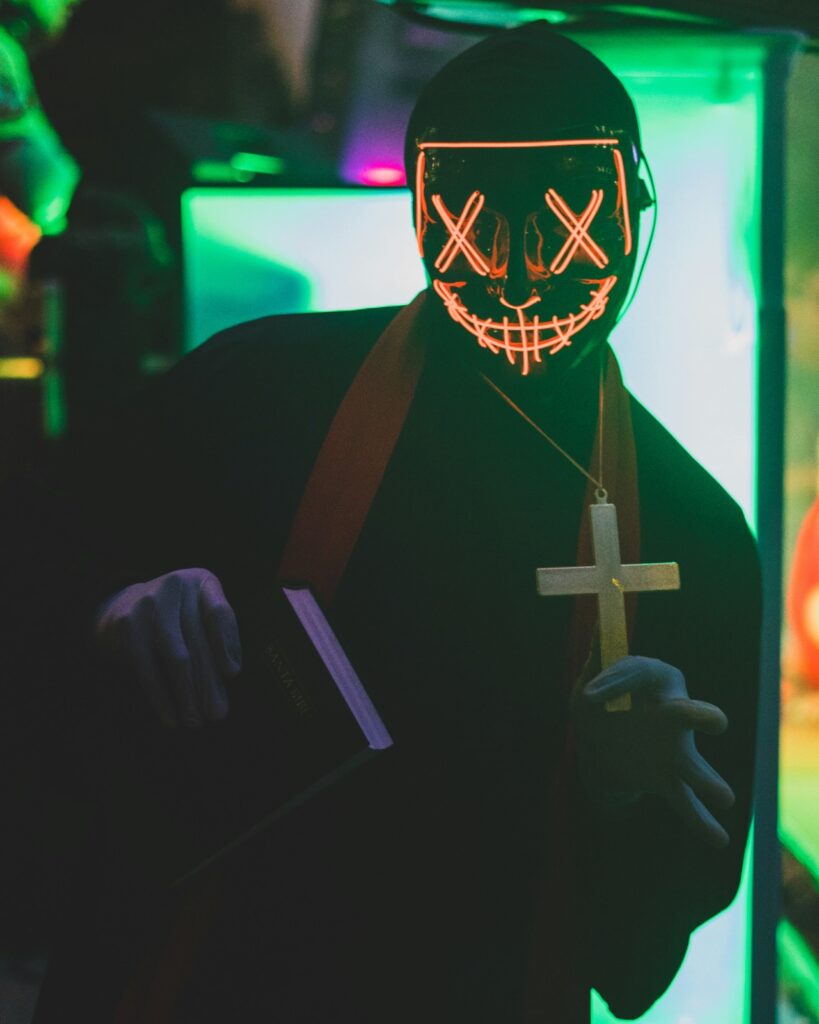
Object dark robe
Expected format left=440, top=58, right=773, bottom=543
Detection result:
left=34, top=300, right=760, bottom=1023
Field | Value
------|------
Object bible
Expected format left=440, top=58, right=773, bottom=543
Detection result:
left=101, top=584, right=392, bottom=889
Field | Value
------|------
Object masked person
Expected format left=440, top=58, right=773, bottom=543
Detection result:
left=33, top=24, right=759, bottom=1024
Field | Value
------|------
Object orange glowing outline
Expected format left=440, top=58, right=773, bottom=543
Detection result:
left=415, top=138, right=633, bottom=274
left=417, top=139, right=619, bottom=150
left=431, top=191, right=491, bottom=276
left=415, top=149, right=427, bottom=256
left=0, top=197, right=42, bottom=274
left=432, top=276, right=618, bottom=377
left=612, top=147, right=633, bottom=257
left=499, top=294, right=539, bottom=311
left=545, top=189, right=608, bottom=273
left=415, top=138, right=631, bottom=374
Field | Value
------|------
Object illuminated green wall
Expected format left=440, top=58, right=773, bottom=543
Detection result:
left=182, top=28, right=772, bottom=1022
left=582, top=32, right=763, bottom=1024
left=182, top=189, right=427, bottom=351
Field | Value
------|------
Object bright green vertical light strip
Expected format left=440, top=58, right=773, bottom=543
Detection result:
left=43, top=369, right=66, bottom=438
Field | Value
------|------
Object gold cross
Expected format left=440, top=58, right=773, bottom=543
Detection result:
left=535, top=495, right=680, bottom=711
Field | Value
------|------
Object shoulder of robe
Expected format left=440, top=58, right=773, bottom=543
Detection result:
left=178, top=305, right=402, bottom=382
left=159, top=305, right=399, bottom=401
left=136, top=305, right=403, bottom=437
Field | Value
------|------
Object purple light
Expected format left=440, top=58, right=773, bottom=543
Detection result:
left=357, top=164, right=406, bottom=186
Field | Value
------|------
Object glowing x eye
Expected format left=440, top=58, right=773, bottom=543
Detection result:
left=545, top=189, right=609, bottom=274
left=430, top=192, right=491, bottom=276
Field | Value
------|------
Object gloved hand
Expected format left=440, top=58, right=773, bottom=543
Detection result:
left=93, top=568, right=241, bottom=729
left=571, top=655, right=735, bottom=848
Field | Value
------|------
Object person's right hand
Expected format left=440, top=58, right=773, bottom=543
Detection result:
left=93, top=568, right=242, bottom=729
left=571, top=655, right=734, bottom=848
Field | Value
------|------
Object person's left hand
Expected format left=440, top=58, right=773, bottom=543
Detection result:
left=571, top=655, right=735, bottom=848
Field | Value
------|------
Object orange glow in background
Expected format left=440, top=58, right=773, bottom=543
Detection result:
left=0, top=197, right=42, bottom=276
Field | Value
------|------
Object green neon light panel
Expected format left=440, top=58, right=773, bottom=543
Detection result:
left=182, top=189, right=427, bottom=353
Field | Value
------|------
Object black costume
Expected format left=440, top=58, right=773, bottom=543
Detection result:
left=34, top=300, right=759, bottom=1023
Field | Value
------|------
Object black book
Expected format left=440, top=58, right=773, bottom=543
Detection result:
left=100, top=584, right=392, bottom=890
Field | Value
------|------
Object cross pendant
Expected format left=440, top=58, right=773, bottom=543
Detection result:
left=535, top=493, right=680, bottom=712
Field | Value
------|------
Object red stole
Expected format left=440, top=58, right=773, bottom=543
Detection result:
left=278, top=291, right=428, bottom=603
left=115, top=290, right=639, bottom=1023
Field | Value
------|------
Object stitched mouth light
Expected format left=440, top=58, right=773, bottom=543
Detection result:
left=432, top=275, right=619, bottom=376
left=415, top=138, right=634, bottom=376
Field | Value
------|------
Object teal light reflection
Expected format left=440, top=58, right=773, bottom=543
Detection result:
left=182, top=189, right=426, bottom=353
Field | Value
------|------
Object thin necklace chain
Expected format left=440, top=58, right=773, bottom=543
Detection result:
left=478, top=360, right=607, bottom=497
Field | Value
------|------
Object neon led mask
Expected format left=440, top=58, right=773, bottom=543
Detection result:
left=415, top=138, right=637, bottom=376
